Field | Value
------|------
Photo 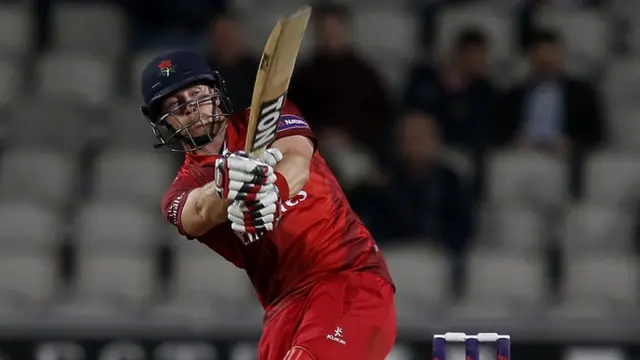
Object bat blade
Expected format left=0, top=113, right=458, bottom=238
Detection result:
left=244, top=6, right=312, bottom=158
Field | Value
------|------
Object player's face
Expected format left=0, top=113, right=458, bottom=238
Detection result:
left=317, top=16, right=350, bottom=53
left=399, top=113, right=440, bottom=163
left=159, top=84, right=226, bottom=139
left=530, top=42, right=564, bottom=75
left=461, top=44, right=488, bottom=75
left=211, top=17, right=244, bottom=60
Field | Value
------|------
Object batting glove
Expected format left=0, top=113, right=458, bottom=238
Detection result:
left=214, top=151, right=276, bottom=202
left=260, top=148, right=283, bottom=167
left=227, top=188, right=282, bottom=236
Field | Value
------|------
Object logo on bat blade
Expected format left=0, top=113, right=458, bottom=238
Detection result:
left=260, top=54, right=271, bottom=70
left=250, top=94, right=286, bottom=152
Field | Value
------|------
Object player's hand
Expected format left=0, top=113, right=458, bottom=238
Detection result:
left=214, top=151, right=276, bottom=201
left=260, top=148, right=283, bottom=167
left=227, top=187, right=282, bottom=236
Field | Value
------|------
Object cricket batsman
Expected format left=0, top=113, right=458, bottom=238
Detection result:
left=139, top=50, right=396, bottom=360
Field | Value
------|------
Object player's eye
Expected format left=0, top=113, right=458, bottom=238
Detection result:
left=194, top=92, right=214, bottom=105
left=167, top=102, right=179, bottom=111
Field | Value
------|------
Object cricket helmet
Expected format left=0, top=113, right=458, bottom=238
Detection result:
left=140, top=50, right=232, bottom=152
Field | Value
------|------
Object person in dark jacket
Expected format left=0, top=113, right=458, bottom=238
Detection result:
left=374, top=112, right=473, bottom=256
left=499, top=29, right=605, bottom=197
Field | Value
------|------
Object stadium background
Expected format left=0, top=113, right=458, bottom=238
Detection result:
left=0, top=0, right=639, bottom=359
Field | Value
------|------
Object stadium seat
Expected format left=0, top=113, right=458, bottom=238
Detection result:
left=610, top=107, right=640, bottom=152
left=153, top=235, right=256, bottom=319
left=384, top=245, right=450, bottom=317
left=0, top=148, right=77, bottom=208
left=0, top=253, right=56, bottom=315
left=75, top=201, right=161, bottom=252
left=0, top=200, right=61, bottom=252
left=0, top=60, right=20, bottom=108
left=476, top=206, right=545, bottom=254
left=6, top=98, right=100, bottom=154
left=538, top=10, right=609, bottom=70
left=436, top=5, right=513, bottom=64
left=608, top=0, right=640, bottom=15
left=626, top=12, right=640, bottom=56
left=565, top=347, right=626, bottom=360
left=0, top=3, right=31, bottom=59
left=52, top=2, right=127, bottom=58
left=562, top=204, right=634, bottom=254
left=486, top=150, right=567, bottom=209
left=243, top=5, right=315, bottom=56
left=584, top=151, right=640, bottom=207
left=92, top=150, right=175, bottom=206
left=107, top=101, right=161, bottom=150
left=385, top=346, right=413, bottom=360
left=71, top=252, right=155, bottom=310
left=462, top=250, right=546, bottom=311
left=562, top=253, right=639, bottom=313
left=154, top=342, right=219, bottom=360
left=353, top=8, right=417, bottom=59
left=168, top=241, right=252, bottom=308
left=35, top=51, right=115, bottom=106
left=603, top=59, right=640, bottom=108
left=367, top=53, right=410, bottom=94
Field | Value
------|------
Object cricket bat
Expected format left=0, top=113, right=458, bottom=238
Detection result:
left=244, top=5, right=312, bottom=157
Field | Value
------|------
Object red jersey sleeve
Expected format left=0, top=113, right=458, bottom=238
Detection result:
left=274, top=101, right=318, bottom=151
left=161, top=164, right=214, bottom=239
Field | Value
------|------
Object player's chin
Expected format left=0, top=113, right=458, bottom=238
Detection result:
left=188, top=126, right=210, bottom=138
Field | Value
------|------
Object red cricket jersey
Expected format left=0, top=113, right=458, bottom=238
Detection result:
left=162, top=101, right=393, bottom=308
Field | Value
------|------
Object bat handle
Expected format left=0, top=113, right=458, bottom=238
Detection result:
left=250, top=149, right=265, bottom=160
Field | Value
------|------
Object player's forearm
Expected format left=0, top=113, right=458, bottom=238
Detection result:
left=275, top=152, right=310, bottom=198
left=181, top=186, right=229, bottom=236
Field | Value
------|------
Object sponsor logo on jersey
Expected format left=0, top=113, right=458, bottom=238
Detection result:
left=168, top=192, right=186, bottom=226
left=326, top=326, right=347, bottom=345
left=277, top=114, right=309, bottom=132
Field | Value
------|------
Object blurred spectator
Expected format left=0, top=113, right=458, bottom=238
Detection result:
left=204, top=12, right=259, bottom=110
left=372, top=112, right=473, bottom=256
left=499, top=29, right=605, bottom=196
left=499, top=30, right=604, bottom=155
left=288, top=3, right=393, bottom=188
left=402, top=28, right=501, bottom=198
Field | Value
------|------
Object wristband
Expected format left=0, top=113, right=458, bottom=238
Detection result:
left=274, top=171, right=290, bottom=202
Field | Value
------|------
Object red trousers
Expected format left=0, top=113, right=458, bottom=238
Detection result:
left=258, top=271, right=396, bottom=360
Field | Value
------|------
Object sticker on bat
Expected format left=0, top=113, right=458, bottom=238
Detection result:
left=250, top=94, right=286, bottom=152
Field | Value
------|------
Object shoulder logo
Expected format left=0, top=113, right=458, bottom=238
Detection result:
left=277, top=114, right=309, bottom=132
left=168, top=191, right=186, bottom=226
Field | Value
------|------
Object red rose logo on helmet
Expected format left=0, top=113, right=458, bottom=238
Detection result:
left=158, top=60, right=175, bottom=77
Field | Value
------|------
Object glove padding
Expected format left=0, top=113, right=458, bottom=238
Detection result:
left=227, top=148, right=285, bottom=239
left=260, top=148, right=283, bottom=167
left=227, top=187, right=282, bottom=237
left=214, top=151, right=276, bottom=201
